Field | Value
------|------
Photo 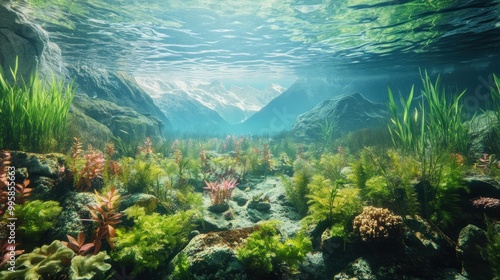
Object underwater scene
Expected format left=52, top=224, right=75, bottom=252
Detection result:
left=1, top=0, right=500, bottom=279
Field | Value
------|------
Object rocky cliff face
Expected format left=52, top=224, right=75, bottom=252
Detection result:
left=0, top=3, right=65, bottom=80
left=0, top=2, right=171, bottom=147
left=292, top=92, right=389, bottom=141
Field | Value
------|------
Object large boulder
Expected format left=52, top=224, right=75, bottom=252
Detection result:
left=0, top=2, right=64, bottom=80
left=72, top=95, right=165, bottom=146
left=456, top=224, right=492, bottom=280
left=166, top=227, right=258, bottom=280
left=69, top=66, right=172, bottom=135
left=9, top=151, right=68, bottom=201
left=292, top=92, right=388, bottom=141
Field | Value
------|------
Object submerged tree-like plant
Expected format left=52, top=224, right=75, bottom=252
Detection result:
left=0, top=58, right=75, bottom=153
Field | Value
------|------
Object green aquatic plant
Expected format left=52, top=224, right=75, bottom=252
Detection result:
left=388, top=70, right=469, bottom=156
left=282, top=158, right=315, bottom=217
left=0, top=58, right=75, bottom=153
left=317, top=153, right=348, bottom=182
left=236, top=221, right=312, bottom=278
left=483, top=217, right=500, bottom=279
left=16, top=200, right=62, bottom=242
left=124, top=159, right=165, bottom=193
left=112, top=206, right=196, bottom=275
left=0, top=240, right=75, bottom=280
left=70, top=251, right=112, bottom=280
left=306, top=175, right=338, bottom=225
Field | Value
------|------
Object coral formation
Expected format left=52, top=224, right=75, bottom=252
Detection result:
left=353, top=206, right=403, bottom=242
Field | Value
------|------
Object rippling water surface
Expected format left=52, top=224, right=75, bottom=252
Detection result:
left=25, top=0, right=500, bottom=83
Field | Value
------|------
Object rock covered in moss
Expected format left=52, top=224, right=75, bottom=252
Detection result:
left=52, top=192, right=96, bottom=240
left=9, top=151, right=67, bottom=200
left=166, top=227, right=258, bottom=280
left=456, top=224, right=492, bottom=280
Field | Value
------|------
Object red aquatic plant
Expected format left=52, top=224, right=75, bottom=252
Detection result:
left=62, top=232, right=94, bottom=256
left=0, top=239, right=24, bottom=268
left=204, top=178, right=238, bottom=205
left=76, top=150, right=105, bottom=191
left=84, top=186, right=124, bottom=252
left=0, top=151, right=32, bottom=216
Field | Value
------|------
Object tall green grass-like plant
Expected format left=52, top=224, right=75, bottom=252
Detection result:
left=388, top=70, right=469, bottom=156
left=388, top=71, right=470, bottom=230
left=0, top=59, right=75, bottom=152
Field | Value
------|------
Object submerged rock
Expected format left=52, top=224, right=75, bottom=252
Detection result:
left=456, top=224, right=492, bottom=280
left=9, top=151, right=67, bottom=200
left=166, top=227, right=259, bottom=280
left=292, top=92, right=388, bottom=141
left=0, top=3, right=65, bottom=80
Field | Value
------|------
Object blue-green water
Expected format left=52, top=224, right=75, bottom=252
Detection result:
left=26, top=0, right=500, bottom=86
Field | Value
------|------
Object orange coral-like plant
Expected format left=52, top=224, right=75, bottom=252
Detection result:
left=353, top=206, right=403, bottom=242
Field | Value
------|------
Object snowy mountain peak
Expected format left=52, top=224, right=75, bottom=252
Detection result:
left=135, top=77, right=285, bottom=124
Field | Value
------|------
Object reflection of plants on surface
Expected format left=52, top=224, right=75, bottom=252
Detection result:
left=0, top=58, right=75, bottom=153
left=203, top=178, right=238, bottom=206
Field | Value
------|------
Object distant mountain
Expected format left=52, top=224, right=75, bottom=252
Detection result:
left=135, top=78, right=284, bottom=133
left=236, top=77, right=342, bottom=134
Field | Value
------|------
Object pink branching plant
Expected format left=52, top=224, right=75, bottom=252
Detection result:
left=476, top=153, right=493, bottom=173
left=471, top=197, right=500, bottom=209
left=203, top=178, right=238, bottom=205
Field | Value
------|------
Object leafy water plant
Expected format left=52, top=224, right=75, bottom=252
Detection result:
left=388, top=70, right=469, bottom=156
left=112, top=206, right=197, bottom=275
left=83, top=186, right=124, bottom=253
left=16, top=200, right=62, bottom=242
left=0, top=240, right=75, bottom=280
left=63, top=232, right=95, bottom=256
left=236, top=221, right=312, bottom=278
left=483, top=217, right=500, bottom=279
left=0, top=58, right=75, bottom=153
left=76, top=150, right=105, bottom=192
left=124, top=159, right=165, bottom=193
left=282, top=158, right=315, bottom=217
left=70, top=251, right=112, bottom=280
